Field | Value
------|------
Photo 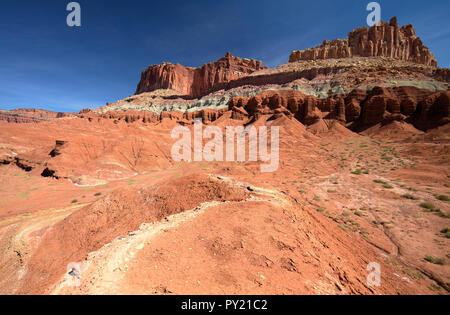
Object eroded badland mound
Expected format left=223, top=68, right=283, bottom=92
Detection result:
left=0, top=18, right=449, bottom=295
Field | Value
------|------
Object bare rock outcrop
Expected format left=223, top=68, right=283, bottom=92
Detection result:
left=290, top=17, right=437, bottom=67
left=136, top=52, right=266, bottom=98
left=228, top=87, right=449, bottom=131
left=82, top=85, right=449, bottom=131
left=434, top=68, right=450, bottom=82
left=0, top=109, right=72, bottom=124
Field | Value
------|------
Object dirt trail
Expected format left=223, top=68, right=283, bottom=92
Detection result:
left=52, top=201, right=224, bottom=294
left=0, top=204, right=85, bottom=294
left=50, top=175, right=419, bottom=295
left=52, top=175, right=283, bottom=294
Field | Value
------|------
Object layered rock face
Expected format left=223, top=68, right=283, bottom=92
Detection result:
left=0, top=109, right=71, bottom=124
left=135, top=52, right=266, bottom=98
left=435, top=68, right=450, bottom=82
left=79, top=108, right=228, bottom=125
left=228, top=87, right=450, bottom=131
left=290, top=17, right=437, bottom=67
left=81, top=85, right=449, bottom=132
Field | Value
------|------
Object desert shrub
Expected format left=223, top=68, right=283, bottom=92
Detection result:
left=441, top=228, right=450, bottom=238
left=424, top=256, right=445, bottom=265
left=434, top=211, right=450, bottom=219
left=420, top=202, right=435, bottom=210
left=403, top=268, right=425, bottom=280
left=402, top=194, right=419, bottom=200
left=436, top=195, right=450, bottom=202
left=339, top=224, right=358, bottom=232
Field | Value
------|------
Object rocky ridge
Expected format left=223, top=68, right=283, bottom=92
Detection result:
left=0, top=109, right=72, bottom=124
left=290, top=17, right=437, bottom=67
left=135, top=52, right=266, bottom=98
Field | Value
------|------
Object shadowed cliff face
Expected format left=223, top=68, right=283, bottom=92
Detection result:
left=135, top=52, right=267, bottom=98
left=289, top=17, right=437, bottom=67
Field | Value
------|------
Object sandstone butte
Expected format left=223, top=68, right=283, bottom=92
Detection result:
left=135, top=52, right=267, bottom=98
left=0, top=17, right=449, bottom=296
left=289, top=17, right=437, bottom=67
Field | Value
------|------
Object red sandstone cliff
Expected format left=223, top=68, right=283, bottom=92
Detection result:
left=135, top=52, right=266, bottom=98
left=79, top=85, right=449, bottom=132
left=289, top=17, right=437, bottom=67
left=228, top=87, right=449, bottom=131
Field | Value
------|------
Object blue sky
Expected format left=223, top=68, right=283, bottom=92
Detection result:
left=0, top=0, right=449, bottom=112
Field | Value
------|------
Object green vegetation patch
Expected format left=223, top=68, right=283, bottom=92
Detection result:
left=424, top=256, right=445, bottom=265
left=419, top=203, right=449, bottom=218
left=403, top=268, right=425, bottom=280
left=441, top=228, right=450, bottom=239
left=402, top=194, right=419, bottom=200
left=436, top=195, right=450, bottom=202
left=420, top=202, right=436, bottom=210
left=317, top=207, right=326, bottom=213
left=338, top=224, right=358, bottom=232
